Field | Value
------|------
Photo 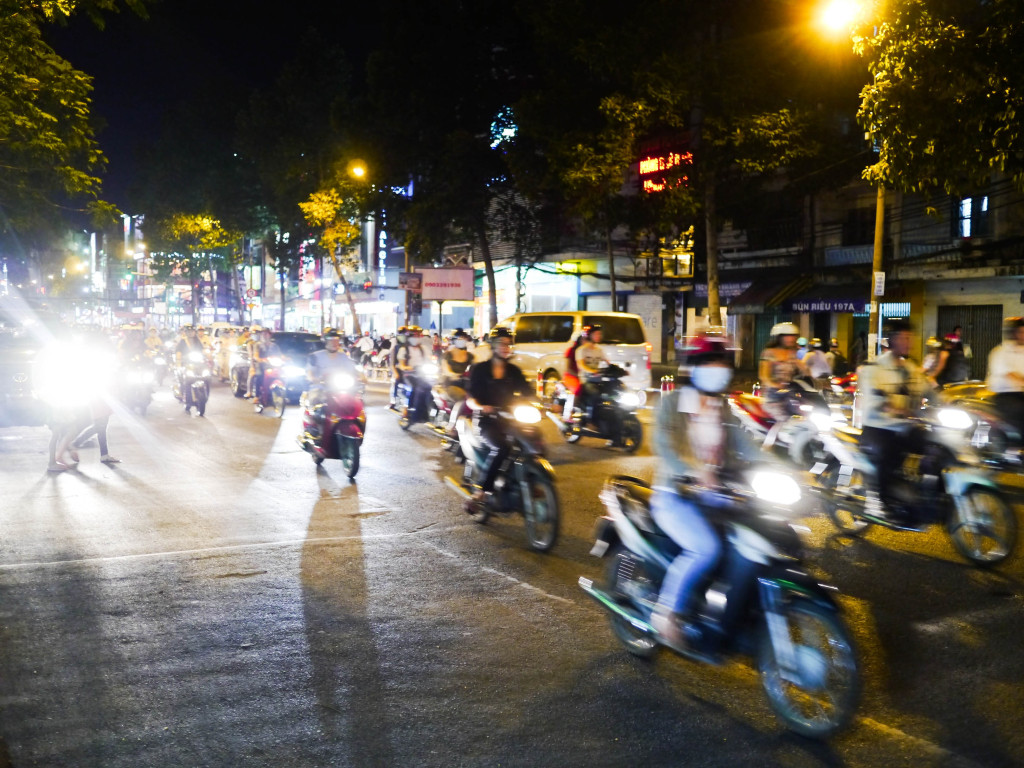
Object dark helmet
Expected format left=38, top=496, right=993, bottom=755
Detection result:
left=885, top=318, right=913, bottom=336
left=1004, top=317, right=1024, bottom=337
left=489, top=326, right=513, bottom=342
left=582, top=323, right=603, bottom=340
left=323, top=329, right=342, bottom=341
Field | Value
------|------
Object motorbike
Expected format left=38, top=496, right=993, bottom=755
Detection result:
left=811, top=406, right=1018, bottom=567
left=398, top=363, right=440, bottom=430
left=146, top=346, right=168, bottom=386
left=428, top=375, right=471, bottom=450
left=253, top=356, right=288, bottom=418
left=297, top=371, right=366, bottom=479
left=229, top=347, right=251, bottom=398
left=729, top=376, right=840, bottom=468
left=931, top=382, right=1024, bottom=468
left=825, top=371, right=857, bottom=405
left=579, top=471, right=861, bottom=739
left=445, top=402, right=560, bottom=552
left=121, top=357, right=155, bottom=416
left=546, top=364, right=643, bottom=452
left=172, top=350, right=211, bottom=416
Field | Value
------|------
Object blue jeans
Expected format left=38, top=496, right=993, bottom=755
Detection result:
left=650, top=489, right=722, bottom=615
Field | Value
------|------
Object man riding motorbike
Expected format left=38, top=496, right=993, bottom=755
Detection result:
left=439, top=330, right=473, bottom=437
left=396, top=326, right=432, bottom=417
left=247, top=328, right=281, bottom=400
left=649, top=330, right=763, bottom=653
left=389, top=328, right=410, bottom=410
left=987, top=316, right=1024, bottom=437
left=305, top=329, right=359, bottom=437
left=175, top=326, right=207, bottom=414
left=464, top=327, right=531, bottom=512
left=855, top=318, right=936, bottom=525
left=574, top=324, right=609, bottom=424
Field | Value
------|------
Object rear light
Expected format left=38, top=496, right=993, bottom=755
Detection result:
left=536, top=369, right=544, bottom=398
left=645, top=343, right=652, bottom=369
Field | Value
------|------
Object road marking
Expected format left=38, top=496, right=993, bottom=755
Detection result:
left=857, top=717, right=955, bottom=761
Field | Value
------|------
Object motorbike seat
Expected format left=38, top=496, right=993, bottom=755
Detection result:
left=733, top=394, right=773, bottom=423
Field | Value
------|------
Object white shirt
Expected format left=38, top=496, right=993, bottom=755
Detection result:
left=356, top=335, right=375, bottom=353
left=575, top=342, right=608, bottom=375
left=987, top=342, right=1024, bottom=393
left=856, top=352, right=932, bottom=429
left=805, top=349, right=832, bottom=378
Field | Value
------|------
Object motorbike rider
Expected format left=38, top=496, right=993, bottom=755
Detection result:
left=575, top=324, right=610, bottom=423
left=175, top=326, right=207, bottom=413
left=650, top=330, right=762, bottom=653
left=305, top=329, right=359, bottom=436
left=932, top=332, right=970, bottom=386
left=389, top=327, right=410, bottom=410
left=826, top=338, right=850, bottom=377
left=464, top=327, right=531, bottom=511
left=439, top=330, right=474, bottom=436
left=856, top=319, right=936, bottom=524
left=354, top=331, right=375, bottom=367
left=247, top=327, right=281, bottom=401
left=396, top=326, right=431, bottom=416
left=986, top=317, right=1024, bottom=437
left=145, top=327, right=163, bottom=354
left=759, top=321, right=808, bottom=420
left=804, top=337, right=832, bottom=385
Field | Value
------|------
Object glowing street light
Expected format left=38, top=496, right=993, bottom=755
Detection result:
left=819, top=0, right=861, bottom=34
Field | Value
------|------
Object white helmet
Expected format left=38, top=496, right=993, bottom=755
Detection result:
left=770, top=321, right=799, bottom=339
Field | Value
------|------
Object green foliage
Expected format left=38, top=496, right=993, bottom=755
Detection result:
left=857, top=0, right=1024, bottom=195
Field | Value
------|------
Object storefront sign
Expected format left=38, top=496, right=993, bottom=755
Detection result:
left=419, top=267, right=475, bottom=301
left=638, top=150, right=693, bottom=193
left=789, top=299, right=870, bottom=313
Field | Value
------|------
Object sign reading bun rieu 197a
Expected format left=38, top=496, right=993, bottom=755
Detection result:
left=788, top=299, right=870, bottom=313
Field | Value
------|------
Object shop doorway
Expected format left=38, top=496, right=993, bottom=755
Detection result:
left=937, top=304, right=1003, bottom=380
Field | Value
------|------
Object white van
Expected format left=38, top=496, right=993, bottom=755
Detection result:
left=497, top=311, right=651, bottom=399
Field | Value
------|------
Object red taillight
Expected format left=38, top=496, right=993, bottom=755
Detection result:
left=536, top=369, right=544, bottom=398
left=645, top=343, right=652, bottom=369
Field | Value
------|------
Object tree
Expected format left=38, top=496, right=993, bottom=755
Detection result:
left=855, top=0, right=1024, bottom=195
left=0, top=0, right=146, bottom=234
left=150, top=213, right=239, bottom=325
left=299, top=188, right=364, bottom=334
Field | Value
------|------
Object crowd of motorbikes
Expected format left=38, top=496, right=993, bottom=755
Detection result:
left=110, top=325, right=1023, bottom=740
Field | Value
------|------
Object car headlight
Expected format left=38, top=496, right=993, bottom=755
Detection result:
left=331, top=373, right=356, bottom=392
left=750, top=471, right=802, bottom=506
left=618, top=391, right=641, bottom=409
left=937, top=407, right=973, bottom=430
left=283, top=364, right=305, bottom=378
left=513, top=404, right=542, bottom=424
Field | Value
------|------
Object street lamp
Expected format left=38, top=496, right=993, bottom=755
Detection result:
left=819, top=0, right=885, bottom=361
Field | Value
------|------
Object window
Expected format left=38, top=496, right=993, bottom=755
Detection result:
left=543, top=316, right=574, bottom=343
left=958, top=196, right=989, bottom=238
left=514, top=315, right=545, bottom=344
left=584, top=316, right=645, bottom=344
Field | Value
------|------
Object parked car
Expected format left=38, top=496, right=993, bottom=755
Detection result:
left=0, top=332, right=47, bottom=427
left=496, top=311, right=652, bottom=400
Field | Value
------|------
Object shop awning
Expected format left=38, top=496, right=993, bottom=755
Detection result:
left=783, top=282, right=872, bottom=314
left=727, top=275, right=812, bottom=315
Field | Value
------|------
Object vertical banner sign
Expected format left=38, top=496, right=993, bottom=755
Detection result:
left=873, top=271, right=886, bottom=297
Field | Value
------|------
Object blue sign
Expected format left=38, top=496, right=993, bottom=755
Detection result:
left=788, top=299, right=869, bottom=313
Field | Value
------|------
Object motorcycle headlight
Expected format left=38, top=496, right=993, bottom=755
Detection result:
left=513, top=404, right=542, bottom=424
left=127, top=371, right=143, bottom=384
left=229, top=353, right=241, bottom=366
left=937, top=408, right=973, bottom=430
left=153, top=356, right=166, bottom=366
left=143, top=371, right=155, bottom=384
left=331, top=373, right=356, bottom=392
left=268, top=356, right=284, bottom=367
left=188, top=351, right=204, bottom=363
left=201, top=368, right=211, bottom=377
left=421, top=363, right=440, bottom=377
left=809, top=411, right=835, bottom=432
left=618, top=391, right=641, bottom=409
left=750, top=471, right=802, bottom=506
left=283, top=364, right=305, bottom=378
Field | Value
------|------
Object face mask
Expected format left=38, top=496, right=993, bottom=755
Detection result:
left=454, top=339, right=467, bottom=349
left=691, top=366, right=733, bottom=394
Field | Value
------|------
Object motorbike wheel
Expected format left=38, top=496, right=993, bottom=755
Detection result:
left=271, top=385, right=286, bottom=419
left=195, top=386, right=208, bottom=417
left=398, top=406, right=412, bottom=431
left=337, top=434, right=360, bottom=479
left=603, top=545, right=658, bottom=658
left=758, top=598, right=860, bottom=740
left=522, top=467, right=559, bottom=552
left=819, top=462, right=873, bottom=536
left=620, top=415, right=643, bottom=453
left=948, top=487, right=1018, bottom=567
left=313, top=453, right=325, bottom=466
left=230, top=370, right=246, bottom=398
left=541, top=371, right=561, bottom=403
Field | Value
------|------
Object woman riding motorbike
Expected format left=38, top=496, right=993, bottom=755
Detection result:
left=759, top=321, right=807, bottom=421
left=650, top=330, right=763, bottom=652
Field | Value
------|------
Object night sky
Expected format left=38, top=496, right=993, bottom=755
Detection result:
left=47, top=1, right=379, bottom=210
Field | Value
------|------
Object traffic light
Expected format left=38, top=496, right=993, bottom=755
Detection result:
left=363, top=280, right=372, bottom=294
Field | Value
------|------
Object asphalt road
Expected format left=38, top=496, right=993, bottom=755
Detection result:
left=0, top=380, right=1022, bottom=767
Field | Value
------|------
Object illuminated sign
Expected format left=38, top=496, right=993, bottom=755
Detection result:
left=638, top=151, right=693, bottom=193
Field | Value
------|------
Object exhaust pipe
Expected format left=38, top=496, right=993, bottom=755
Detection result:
left=578, top=577, right=654, bottom=635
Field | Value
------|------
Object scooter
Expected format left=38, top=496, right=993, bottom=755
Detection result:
left=812, top=406, right=1017, bottom=567
left=445, top=403, right=560, bottom=552
left=728, top=376, right=839, bottom=467
left=253, top=356, right=288, bottom=418
left=121, top=356, right=155, bottom=416
left=547, top=364, right=643, bottom=452
left=173, top=350, right=211, bottom=416
left=398, top=363, right=440, bottom=430
left=579, top=471, right=861, bottom=740
left=297, top=371, right=366, bottom=479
